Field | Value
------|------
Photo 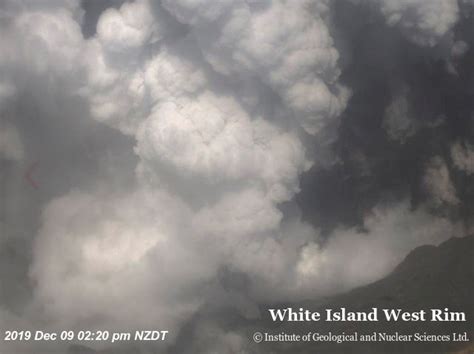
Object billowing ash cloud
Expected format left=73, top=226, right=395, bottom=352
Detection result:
left=1, top=0, right=473, bottom=353
left=353, top=0, right=460, bottom=47
left=423, top=156, right=460, bottom=207
left=451, top=140, right=474, bottom=174
left=160, top=0, right=350, bottom=136
left=28, top=0, right=343, bottom=340
left=378, top=0, right=459, bottom=46
left=296, top=200, right=458, bottom=293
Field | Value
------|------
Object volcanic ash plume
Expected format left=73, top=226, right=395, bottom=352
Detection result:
left=0, top=0, right=467, bottom=352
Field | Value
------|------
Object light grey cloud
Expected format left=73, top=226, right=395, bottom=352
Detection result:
left=368, top=0, right=459, bottom=47
left=451, top=140, right=474, bottom=174
left=0, top=1, right=328, bottom=347
left=295, top=200, right=459, bottom=295
left=161, top=0, right=350, bottom=136
left=382, top=85, right=417, bottom=143
left=423, top=156, right=460, bottom=207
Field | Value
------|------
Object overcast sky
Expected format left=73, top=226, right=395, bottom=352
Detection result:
left=1, top=0, right=474, bottom=352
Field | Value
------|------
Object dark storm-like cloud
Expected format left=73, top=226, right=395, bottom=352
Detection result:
left=297, top=0, right=474, bottom=234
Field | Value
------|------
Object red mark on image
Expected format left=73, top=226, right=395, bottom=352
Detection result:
left=25, top=162, right=39, bottom=189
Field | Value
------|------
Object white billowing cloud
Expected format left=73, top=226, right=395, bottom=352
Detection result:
left=423, top=156, right=459, bottom=206
left=296, top=201, right=458, bottom=294
left=19, top=1, right=321, bottom=338
left=377, top=0, right=459, bottom=46
left=2, top=2, right=311, bottom=336
left=0, top=0, right=82, bottom=27
left=143, top=45, right=207, bottom=105
left=192, top=187, right=283, bottom=239
left=83, top=13, right=150, bottom=135
left=136, top=92, right=308, bottom=202
left=12, top=8, right=84, bottom=77
left=0, top=121, right=24, bottom=161
left=161, top=0, right=350, bottom=135
left=96, top=0, right=161, bottom=53
left=31, top=185, right=316, bottom=339
left=31, top=187, right=216, bottom=338
left=84, top=41, right=149, bottom=134
left=82, top=38, right=148, bottom=135
left=382, top=87, right=417, bottom=143
left=191, top=189, right=311, bottom=296
left=21, top=0, right=315, bottom=339
left=0, top=0, right=86, bottom=106
left=0, top=1, right=84, bottom=165
left=451, top=141, right=474, bottom=175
